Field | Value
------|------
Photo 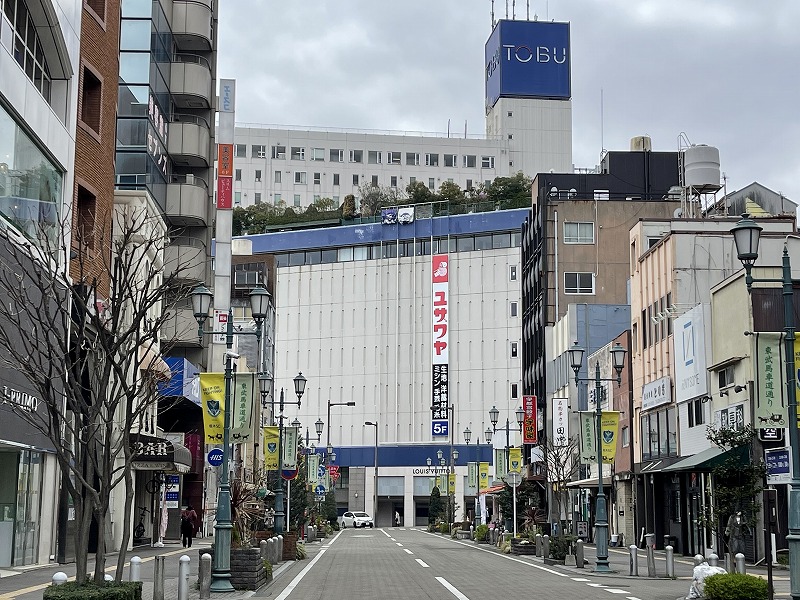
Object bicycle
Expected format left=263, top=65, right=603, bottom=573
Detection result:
left=133, top=505, right=149, bottom=539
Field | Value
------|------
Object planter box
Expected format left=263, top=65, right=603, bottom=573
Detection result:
left=282, top=532, right=298, bottom=561
left=456, top=530, right=472, bottom=540
left=544, top=557, right=564, bottom=566
left=510, top=543, right=536, bottom=555
left=199, top=546, right=267, bottom=591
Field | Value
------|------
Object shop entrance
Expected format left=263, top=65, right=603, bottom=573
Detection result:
left=0, top=450, right=43, bottom=567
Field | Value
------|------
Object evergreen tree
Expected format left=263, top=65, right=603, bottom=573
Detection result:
left=429, top=485, right=443, bottom=524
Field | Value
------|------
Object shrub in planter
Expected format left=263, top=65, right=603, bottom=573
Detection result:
left=438, top=522, right=450, bottom=534
left=475, top=524, right=489, bottom=542
left=296, top=541, right=307, bottom=560
left=548, top=535, right=577, bottom=561
left=43, top=581, right=143, bottom=600
left=263, top=560, right=273, bottom=581
left=703, top=573, right=768, bottom=600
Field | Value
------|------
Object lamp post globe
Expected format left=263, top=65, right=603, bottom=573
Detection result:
left=248, top=286, right=271, bottom=321
left=315, top=418, right=324, bottom=438
left=515, top=406, right=525, bottom=427
left=731, top=213, right=762, bottom=266
left=485, top=428, right=493, bottom=444
left=293, top=372, right=307, bottom=402
left=463, top=427, right=471, bottom=445
left=489, top=405, right=499, bottom=428
left=190, top=284, right=213, bottom=321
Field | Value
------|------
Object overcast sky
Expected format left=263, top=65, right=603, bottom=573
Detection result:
left=218, top=1, right=800, bottom=203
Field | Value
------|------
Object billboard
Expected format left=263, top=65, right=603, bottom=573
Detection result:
left=674, top=304, right=709, bottom=403
left=431, top=254, right=450, bottom=436
left=485, top=19, right=571, bottom=109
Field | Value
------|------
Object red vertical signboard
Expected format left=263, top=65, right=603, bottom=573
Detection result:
left=522, top=395, right=537, bottom=443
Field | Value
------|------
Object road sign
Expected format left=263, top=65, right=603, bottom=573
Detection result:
left=759, top=428, right=784, bottom=442
left=766, top=447, right=792, bottom=485
left=315, top=484, right=326, bottom=495
left=506, top=471, right=522, bottom=488
left=281, top=469, right=298, bottom=481
left=207, top=448, right=224, bottom=467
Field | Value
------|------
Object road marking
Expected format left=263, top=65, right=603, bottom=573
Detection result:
left=273, top=546, right=329, bottom=600
left=416, top=559, right=430, bottom=568
left=603, top=590, right=628, bottom=594
left=390, top=538, right=397, bottom=541
left=436, top=576, right=470, bottom=600
left=403, top=549, right=413, bottom=555
left=627, top=597, right=643, bottom=600
left=380, top=529, right=393, bottom=538
left=571, top=577, right=590, bottom=581
left=587, top=583, right=607, bottom=587
left=396, top=543, right=403, bottom=547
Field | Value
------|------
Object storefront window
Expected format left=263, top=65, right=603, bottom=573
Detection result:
left=14, top=450, right=42, bottom=566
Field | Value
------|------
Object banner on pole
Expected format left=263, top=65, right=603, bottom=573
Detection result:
left=600, top=411, right=621, bottom=464
left=307, top=453, right=319, bottom=485
left=479, top=462, right=489, bottom=492
left=522, top=395, right=538, bottom=443
left=263, top=427, right=279, bottom=469
left=200, top=373, right=225, bottom=444
left=282, top=426, right=298, bottom=470
left=468, top=461, right=478, bottom=488
left=579, top=411, right=597, bottom=464
left=231, top=373, right=256, bottom=443
left=756, top=333, right=788, bottom=427
left=508, top=447, right=523, bottom=473
left=494, top=447, right=506, bottom=481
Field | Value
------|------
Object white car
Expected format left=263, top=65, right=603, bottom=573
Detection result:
left=341, top=511, right=374, bottom=528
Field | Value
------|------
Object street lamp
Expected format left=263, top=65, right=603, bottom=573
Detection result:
left=191, top=284, right=271, bottom=592
left=365, top=421, right=378, bottom=522
left=488, top=405, right=524, bottom=476
left=732, top=214, right=800, bottom=600
left=326, top=400, right=356, bottom=461
left=569, top=340, right=626, bottom=573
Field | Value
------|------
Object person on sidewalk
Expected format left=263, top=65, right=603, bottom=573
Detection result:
left=181, top=504, right=198, bottom=548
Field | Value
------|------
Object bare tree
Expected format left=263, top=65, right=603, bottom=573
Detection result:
left=542, top=437, right=580, bottom=529
left=0, top=197, right=188, bottom=583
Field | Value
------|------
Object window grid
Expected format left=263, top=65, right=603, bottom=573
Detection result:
left=564, top=272, right=594, bottom=295
left=564, top=222, right=595, bottom=244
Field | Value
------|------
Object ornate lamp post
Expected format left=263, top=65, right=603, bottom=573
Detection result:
left=731, top=214, right=800, bottom=599
left=273, top=372, right=307, bottom=535
left=191, top=284, right=271, bottom=592
left=568, top=340, right=627, bottom=573
left=488, top=405, right=524, bottom=475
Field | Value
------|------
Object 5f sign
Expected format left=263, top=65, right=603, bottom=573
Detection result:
left=432, top=420, right=449, bottom=437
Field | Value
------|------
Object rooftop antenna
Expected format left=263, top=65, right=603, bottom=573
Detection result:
left=505, top=0, right=509, bottom=19
left=512, top=0, right=516, bottom=19
left=464, top=120, right=467, bottom=139
left=527, top=0, right=530, bottom=19
left=600, top=88, right=605, bottom=157
left=491, top=0, right=495, bottom=27
left=447, top=119, right=451, bottom=139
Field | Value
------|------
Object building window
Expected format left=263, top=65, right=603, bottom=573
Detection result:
left=75, top=186, right=97, bottom=251
left=464, top=155, right=476, bottom=168
left=349, top=149, right=363, bottom=163
left=371, top=175, right=378, bottom=187
left=466, top=179, right=473, bottom=190
left=564, top=272, right=594, bottom=294
left=333, top=173, right=340, bottom=186
left=254, top=169, right=261, bottom=182
left=508, top=134, right=513, bottom=140
left=444, top=154, right=457, bottom=167
left=510, top=342, right=518, bottom=358
left=295, top=171, right=307, bottom=184
left=510, top=302, right=518, bottom=317
left=274, top=193, right=281, bottom=203
left=254, top=193, right=262, bottom=203
left=235, top=144, right=246, bottom=158
left=293, top=194, right=301, bottom=207
left=234, top=169, right=241, bottom=181
left=352, top=174, right=359, bottom=185
left=80, top=65, right=102, bottom=133
left=388, top=151, right=401, bottom=165
left=313, top=195, right=320, bottom=203
left=390, top=176, right=397, bottom=188
left=311, top=147, right=324, bottom=161
left=330, top=149, right=344, bottom=162
left=274, top=170, right=281, bottom=184
left=234, top=191, right=241, bottom=204
left=564, top=222, right=595, bottom=244
left=85, top=0, right=106, bottom=20
left=425, top=153, right=439, bottom=167
left=291, top=147, right=305, bottom=160
left=510, top=265, right=517, bottom=281
left=409, top=177, right=416, bottom=185
left=428, top=178, right=435, bottom=190
left=718, top=365, right=735, bottom=390
left=621, top=426, right=629, bottom=447
left=688, top=398, right=706, bottom=428
left=314, top=172, right=321, bottom=185
left=4, top=2, right=52, bottom=101
left=271, top=145, right=286, bottom=159
left=511, top=383, right=518, bottom=399
left=368, top=150, right=382, bottom=164
left=333, top=195, right=339, bottom=204
left=252, top=145, right=267, bottom=158
left=406, top=152, right=420, bottom=166
left=482, top=156, right=495, bottom=169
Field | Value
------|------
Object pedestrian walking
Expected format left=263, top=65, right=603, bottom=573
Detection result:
left=181, top=504, right=198, bottom=548
left=395, top=511, right=400, bottom=527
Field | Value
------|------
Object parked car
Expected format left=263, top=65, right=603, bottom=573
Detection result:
left=341, top=511, right=374, bottom=528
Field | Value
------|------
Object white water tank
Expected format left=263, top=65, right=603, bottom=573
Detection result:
left=630, top=136, right=652, bottom=151
left=684, top=144, right=721, bottom=191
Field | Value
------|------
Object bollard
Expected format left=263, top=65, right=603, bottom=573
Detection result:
left=708, top=553, right=719, bottom=567
left=129, top=556, right=142, bottom=582
left=576, top=539, right=584, bottom=569
left=104, top=574, right=113, bottom=582
left=278, top=534, right=284, bottom=561
left=629, top=545, right=639, bottom=577
left=52, top=572, right=68, bottom=586
left=199, top=553, right=212, bottom=600
left=542, top=534, right=550, bottom=559
left=646, top=542, right=656, bottom=577
left=260, top=540, right=268, bottom=560
left=535, top=533, right=542, bottom=557
left=470, top=525, right=474, bottom=540
left=735, top=552, right=746, bottom=574
left=178, top=555, right=190, bottom=600
left=665, top=545, right=674, bottom=578
left=153, top=555, right=166, bottom=600
left=694, top=554, right=705, bottom=567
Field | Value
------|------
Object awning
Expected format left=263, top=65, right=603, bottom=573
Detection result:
left=138, top=344, right=172, bottom=382
left=662, top=445, right=748, bottom=473
left=480, top=484, right=505, bottom=495
left=566, top=476, right=612, bottom=489
left=130, top=433, right=192, bottom=474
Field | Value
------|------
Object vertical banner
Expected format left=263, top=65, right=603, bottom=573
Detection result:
left=494, top=448, right=506, bottom=480
left=448, top=473, right=456, bottom=494
left=231, top=373, right=255, bottom=443
left=479, top=462, right=489, bottom=492
left=282, top=426, right=298, bottom=471
left=600, top=411, right=621, bottom=464
left=263, top=427, right=279, bottom=469
left=522, top=395, right=538, bottom=443
left=553, top=397, right=569, bottom=446
left=756, top=333, right=788, bottom=427
left=795, top=339, right=800, bottom=428
left=200, top=373, right=225, bottom=443
left=508, top=448, right=523, bottom=473
left=307, top=453, right=319, bottom=485
left=579, top=411, right=597, bottom=464
left=431, top=254, right=450, bottom=436
left=468, top=461, right=478, bottom=488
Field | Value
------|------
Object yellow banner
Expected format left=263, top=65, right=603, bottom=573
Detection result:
left=263, top=427, right=279, bottom=470
left=479, top=462, right=489, bottom=492
left=601, top=411, right=621, bottom=464
left=794, top=339, right=800, bottom=428
left=448, top=473, right=456, bottom=494
left=200, top=373, right=225, bottom=444
left=508, top=448, right=523, bottom=473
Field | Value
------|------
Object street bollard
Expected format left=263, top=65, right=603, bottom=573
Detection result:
left=542, top=535, right=550, bottom=559
left=470, top=525, right=474, bottom=540
left=278, top=535, right=284, bottom=561
left=646, top=542, right=656, bottom=577
left=260, top=540, right=268, bottom=560
left=535, top=533, right=542, bottom=557
left=694, top=554, right=705, bottom=566
left=52, top=572, right=68, bottom=586
left=199, top=553, right=212, bottom=600
left=178, top=555, right=190, bottom=600
left=104, top=574, right=113, bottom=582
left=665, top=545, right=674, bottom=578
left=129, top=556, right=141, bottom=582
left=629, top=545, right=639, bottom=577
left=708, top=553, right=719, bottom=567
left=153, top=555, right=165, bottom=600
left=735, top=552, right=746, bottom=574
left=576, top=539, right=584, bottom=569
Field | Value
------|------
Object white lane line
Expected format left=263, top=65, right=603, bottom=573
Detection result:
left=273, top=546, right=329, bottom=600
left=436, top=576, right=470, bottom=600
left=587, top=583, right=608, bottom=587
left=396, top=542, right=404, bottom=547
left=404, top=549, right=413, bottom=555
left=390, top=538, right=397, bottom=541
left=627, top=597, right=643, bottom=600
left=571, top=577, right=590, bottom=581
left=380, top=529, right=393, bottom=538
left=603, top=590, right=628, bottom=594
left=416, top=559, right=430, bottom=568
